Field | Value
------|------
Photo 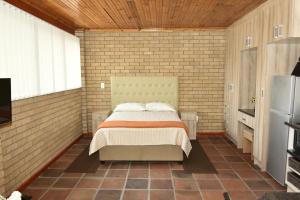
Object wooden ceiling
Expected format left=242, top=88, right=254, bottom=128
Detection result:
left=6, top=0, right=267, bottom=33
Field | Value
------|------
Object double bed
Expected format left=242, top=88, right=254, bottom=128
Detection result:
left=89, top=77, right=192, bottom=161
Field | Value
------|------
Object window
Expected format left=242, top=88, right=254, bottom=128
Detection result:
left=0, top=1, right=81, bottom=101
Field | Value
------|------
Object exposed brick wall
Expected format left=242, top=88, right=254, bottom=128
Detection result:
left=76, top=30, right=226, bottom=133
left=0, top=89, right=82, bottom=195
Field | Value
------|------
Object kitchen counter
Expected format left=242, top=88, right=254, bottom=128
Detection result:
left=238, top=109, right=255, bottom=117
left=285, top=121, right=300, bottom=131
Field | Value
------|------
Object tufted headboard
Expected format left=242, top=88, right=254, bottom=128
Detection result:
left=111, top=77, right=178, bottom=109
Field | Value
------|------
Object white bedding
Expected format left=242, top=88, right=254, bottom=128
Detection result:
left=89, top=111, right=192, bottom=156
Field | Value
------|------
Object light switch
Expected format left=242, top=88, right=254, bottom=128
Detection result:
left=100, top=82, right=105, bottom=89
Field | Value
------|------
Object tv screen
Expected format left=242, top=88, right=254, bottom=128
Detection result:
left=0, top=78, right=12, bottom=125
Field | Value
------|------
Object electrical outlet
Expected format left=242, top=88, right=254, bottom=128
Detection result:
left=100, top=82, right=105, bottom=89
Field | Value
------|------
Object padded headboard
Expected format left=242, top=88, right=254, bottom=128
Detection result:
left=111, top=77, right=178, bottom=109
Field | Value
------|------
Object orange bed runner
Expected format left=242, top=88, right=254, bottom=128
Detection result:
left=98, top=121, right=189, bottom=135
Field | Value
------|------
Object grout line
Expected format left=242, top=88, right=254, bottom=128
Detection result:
left=170, top=162, right=177, bottom=200
left=148, top=162, right=150, bottom=200
left=65, top=172, right=85, bottom=200
left=119, top=162, right=130, bottom=200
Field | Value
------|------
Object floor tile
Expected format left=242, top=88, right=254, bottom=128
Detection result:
left=20, top=135, right=287, bottom=200
left=217, top=170, right=239, bottom=179
left=224, top=156, right=244, bottom=162
left=172, top=170, right=193, bottom=179
left=235, top=169, right=262, bottom=179
left=130, top=162, right=149, bottom=169
left=40, top=169, right=63, bottom=177
left=95, top=190, right=122, bottom=200
left=151, top=179, right=173, bottom=189
left=150, top=190, right=174, bottom=200
left=174, top=179, right=198, bottom=190
left=98, top=162, right=111, bottom=170
left=150, top=162, right=170, bottom=170
left=40, top=189, right=71, bottom=200
left=110, top=162, right=130, bottom=169
left=52, top=178, right=79, bottom=188
left=22, top=188, right=47, bottom=199
left=128, top=169, right=149, bottom=178
left=244, top=180, right=273, bottom=190
left=76, top=178, right=102, bottom=188
left=217, top=148, right=238, bottom=156
left=123, top=190, right=148, bottom=200
left=230, top=163, right=252, bottom=170
left=228, top=191, right=256, bottom=200
left=67, top=189, right=97, bottom=200
left=202, top=191, right=224, bottom=200
left=170, top=162, right=184, bottom=170
left=193, top=173, right=216, bottom=180
left=150, top=169, right=171, bottom=179
left=106, top=169, right=127, bottom=178
left=265, top=178, right=286, bottom=191
left=213, top=162, right=231, bottom=170
left=126, top=179, right=148, bottom=189
left=101, top=178, right=125, bottom=189
left=221, top=179, right=248, bottom=191
left=29, top=177, right=56, bottom=188
left=175, top=190, right=202, bottom=200
left=208, top=155, right=225, bottom=162
left=85, top=170, right=107, bottom=178
left=197, top=180, right=222, bottom=190
left=61, top=173, right=84, bottom=178
left=253, top=190, right=269, bottom=199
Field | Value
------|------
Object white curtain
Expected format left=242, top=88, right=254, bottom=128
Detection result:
left=0, top=1, right=81, bottom=101
left=52, top=27, right=66, bottom=92
left=65, top=33, right=81, bottom=90
left=0, top=2, right=39, bottom=100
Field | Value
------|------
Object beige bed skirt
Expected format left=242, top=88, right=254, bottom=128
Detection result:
left=99, top=145, right=183, bottom=161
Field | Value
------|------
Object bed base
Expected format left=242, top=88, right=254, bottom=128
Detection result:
left=99, top=145, right=183, bottom=161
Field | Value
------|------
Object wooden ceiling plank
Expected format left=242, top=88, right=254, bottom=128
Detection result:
left=127, top=0, right=143, bottom=29
left=5, top=0, right=268, bottom=30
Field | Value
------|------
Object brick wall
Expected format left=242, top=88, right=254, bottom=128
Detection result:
left=0, top=89, right=82, bottom=195
left=77, top=30, right=226, bottom=132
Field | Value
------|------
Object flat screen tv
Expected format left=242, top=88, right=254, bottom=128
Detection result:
left=0, top=78, right=12, bottom=125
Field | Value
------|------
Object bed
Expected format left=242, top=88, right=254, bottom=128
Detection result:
left=89, top=77, right=192, bottom=161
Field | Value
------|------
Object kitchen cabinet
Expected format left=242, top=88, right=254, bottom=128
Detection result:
left=263, top=0, right=300, bottom=43
left=224, top=0, right=300, bottom=170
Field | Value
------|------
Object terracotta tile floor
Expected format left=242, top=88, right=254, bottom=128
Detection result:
left=22, top=136, right=286, bottom=200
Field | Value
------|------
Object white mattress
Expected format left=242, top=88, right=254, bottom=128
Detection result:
left=89, top=111, right=192, bottom=156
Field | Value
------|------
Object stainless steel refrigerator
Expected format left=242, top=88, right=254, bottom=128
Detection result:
left=267, top=75, right=300, bottom=185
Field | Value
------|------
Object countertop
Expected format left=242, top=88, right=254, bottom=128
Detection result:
left=285, top=120, right=300, bottom=131
left=259, top=192, right=300, bottom=200
left=238, top=109, right=255, bottom=117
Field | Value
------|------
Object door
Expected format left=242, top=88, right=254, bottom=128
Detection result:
left=266, top=109, right=290, bottom=185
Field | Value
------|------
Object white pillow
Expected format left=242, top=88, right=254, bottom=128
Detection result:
left=146, top=102, right=176, bottom=112
left=114, top=103, right=146, bottom=112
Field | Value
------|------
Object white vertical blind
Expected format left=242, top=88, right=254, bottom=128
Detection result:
left=37, top=20, right=55, bottom=95
left=52, top=27, right=66, bottom=92
left=0, top=1, right=81, bottom=100
left=0, top=2, right=39, bottom=99
left=65, top=33, right=81, bottom=90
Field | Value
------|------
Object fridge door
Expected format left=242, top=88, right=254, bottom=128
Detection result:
left=271, top=76, right=295, bottom=115
left=267, top=109, right=290, bottom=185
left=293, top=77, right=300, bottom=121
